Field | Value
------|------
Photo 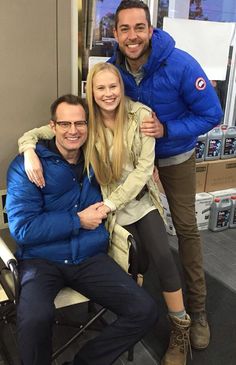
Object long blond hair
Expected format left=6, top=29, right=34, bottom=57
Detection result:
left=85, top=62, right=127, bottom=186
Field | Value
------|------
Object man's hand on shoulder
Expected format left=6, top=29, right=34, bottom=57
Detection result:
left=140, top=112, right=164, bottom=138
left=77, top=202, right=107, bottom=230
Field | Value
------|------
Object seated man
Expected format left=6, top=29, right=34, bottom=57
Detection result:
left=6, top=94, right=158, bottom=365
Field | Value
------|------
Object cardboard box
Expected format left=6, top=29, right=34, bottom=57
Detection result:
left=159, top=192, right=213, bottom=235
left=158, top=161, right=208, bottom=194
left=205, top=158, right=236, bottom=192
left=159, top=192, right=176, bottom=235
left=195, top=193, right=213, bottom=230
left=196, top=162, right=208, bottom=193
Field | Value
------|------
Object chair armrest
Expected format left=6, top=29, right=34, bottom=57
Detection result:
left=127, top=235, right=138, bottom=282
left=108, top=223, right=139, bottom=282
left=0, top=237, right=17, bottom=268
left=0, top=236, right=19, bottom=303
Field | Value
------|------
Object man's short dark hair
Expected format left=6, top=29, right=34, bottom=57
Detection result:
left=50, top=94, right=88, bottom=121
left=114, top=0, right=151, bottom=29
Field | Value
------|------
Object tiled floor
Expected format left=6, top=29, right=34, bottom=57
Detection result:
left=0, top=311, right=158, bottom=365
left=169, top=227, right=236, bottom=292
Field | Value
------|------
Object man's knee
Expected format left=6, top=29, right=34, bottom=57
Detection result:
left=18, top=302, right=54, bottom=334
left=130, top=291, right=159, bottom=329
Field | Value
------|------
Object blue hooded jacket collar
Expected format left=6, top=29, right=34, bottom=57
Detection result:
left=35, top=142, right=95, bottom=180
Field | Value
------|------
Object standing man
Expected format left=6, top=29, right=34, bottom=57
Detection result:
left=110, top=0, right=223, bottom=363
left=6, top=94, right=158, bottom=365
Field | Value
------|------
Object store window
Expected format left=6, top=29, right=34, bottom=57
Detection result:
left=157, top=0, right=236, bottom=28
left=189, top=0, right=208, bottom=20
left=156, top=0, right=236, bottom=123
left=198, top=0, right=236, bottom=22
left=79, top=0, right=120, bottom=96
left=81, top=0, right=119, bottom=78
left=189, top=0, right=236, bottom=117
left=91, top=0, right=120, bottom=57
left=157, top=0, right=169, bottom=28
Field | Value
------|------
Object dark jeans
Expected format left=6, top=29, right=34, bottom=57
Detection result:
left=17, top=254, right=158, bottom=365
left=123, top=210, right=182, bottom=292
left=157, top=153, right=207, bottom=312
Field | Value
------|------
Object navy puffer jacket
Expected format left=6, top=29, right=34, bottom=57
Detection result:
left=109, top=28, right=223, bottom=158
left=6, top=144, right=109, bottom=264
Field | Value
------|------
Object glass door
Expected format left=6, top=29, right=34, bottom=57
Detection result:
left=152, top=0, right=236, bottom=125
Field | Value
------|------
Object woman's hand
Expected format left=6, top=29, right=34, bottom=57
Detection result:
left=24, top=149, right=45, bottom=188
left=77, top=202, right=107, bottom=229
left=97, top=204, right=111, bottom=216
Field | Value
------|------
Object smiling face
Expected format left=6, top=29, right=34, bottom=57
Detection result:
left=92, top=70, right=122, bottom=118
left=114, top=8, right=153, bottom=70
left=50, top=102, right=87, bottom=161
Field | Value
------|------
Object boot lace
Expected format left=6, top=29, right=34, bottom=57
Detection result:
left=169, top=325, right=192, bottom=359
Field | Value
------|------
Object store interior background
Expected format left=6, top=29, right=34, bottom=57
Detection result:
left=0, top=1, right=236, bottom=364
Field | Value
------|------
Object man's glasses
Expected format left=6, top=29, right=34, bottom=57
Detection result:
left=54, top=121, right=88, bottom=130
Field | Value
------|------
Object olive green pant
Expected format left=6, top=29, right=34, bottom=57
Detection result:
left=157, top=153, right=207, bottom=312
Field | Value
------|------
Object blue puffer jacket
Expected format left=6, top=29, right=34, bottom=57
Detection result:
left=109, top=28, right=223, bottom=158
left=6, top=144, right=109, bottom=264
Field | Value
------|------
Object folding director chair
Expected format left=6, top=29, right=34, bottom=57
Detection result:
left=0, top=224, right=138, bottom=365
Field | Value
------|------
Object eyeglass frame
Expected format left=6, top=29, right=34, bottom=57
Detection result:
left=52, top=120, right=88, bottom=130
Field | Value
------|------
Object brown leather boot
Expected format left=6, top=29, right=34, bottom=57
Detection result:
left=161, top=314, right=191, bottom=365
left=190, top=311, right=210, bottom=349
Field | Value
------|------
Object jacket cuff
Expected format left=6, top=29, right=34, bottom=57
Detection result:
left=19, top=143, right=36, bottom=154
left=104, top=199, right=116, bottom=212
